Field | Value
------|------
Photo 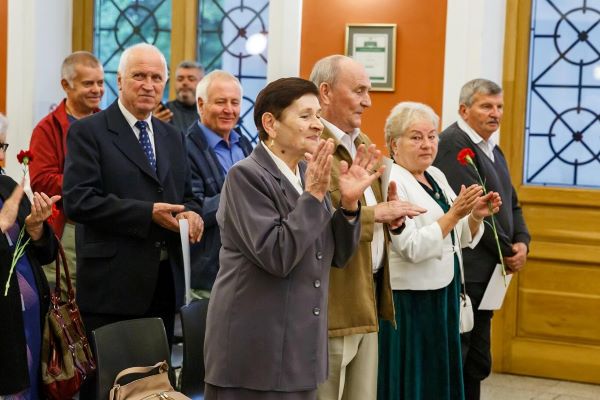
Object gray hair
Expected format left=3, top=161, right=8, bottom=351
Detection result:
left=0, top=113, right=8, bottom=138
left=177, top=60, right=204, bottom=73
left=384, top=102, right=440, bottom=154
left=118, top=43, right=168, bottom=79
left=195, top=70, right=242, bottom=113
left=61, top=51, right=102, bottom=87
left=459, top=79, right=502, bottom=106
left=309, top=54, right=350, bottom=88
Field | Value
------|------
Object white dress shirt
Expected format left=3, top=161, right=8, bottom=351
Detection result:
left=262, top=141, right=303, bottom=195
left=118, top=99, right=157, bottom=155
left=321, top=118, right=384, bottom=273
left=457, top=118, right=496, bottom=162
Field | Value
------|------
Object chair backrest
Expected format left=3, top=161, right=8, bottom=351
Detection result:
left=92, top=318, right=172, bottom=400
left=179, top=299, right=209, bottom=398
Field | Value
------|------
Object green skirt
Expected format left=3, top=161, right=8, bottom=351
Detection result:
left=378, top=262, right=464, bottom=400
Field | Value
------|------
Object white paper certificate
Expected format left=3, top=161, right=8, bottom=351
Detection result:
left=381, top=157, right=394, bottom=202
left=178, top=218, right=192, bottom=306
left=352, top=33, right=389, bottom=83
left=479, top=264, right=513, bottom=310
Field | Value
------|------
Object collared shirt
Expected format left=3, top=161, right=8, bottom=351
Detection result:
left=322, top=118, right=384, bottom=273
left=199, top=122, right=246, bottom=174
left=118, top=99, right=156, bottom=155
left=261, top=141, right=303, bottom=195
left=457, top=118, right=496, bottom=162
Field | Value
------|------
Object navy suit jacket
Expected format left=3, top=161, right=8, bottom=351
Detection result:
left=434, top=122, right=530, bottom=283
left=63, top=100, right=201, bottom=315
left=186, top=121, right=253, bottom=290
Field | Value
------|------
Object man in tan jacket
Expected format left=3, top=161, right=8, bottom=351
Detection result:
left=311, top=55, right=425, bottom=400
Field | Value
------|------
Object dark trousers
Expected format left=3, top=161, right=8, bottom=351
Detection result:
left=79, top=259, right=176, bottom=400
left=461, top=282, right=493, bottom=400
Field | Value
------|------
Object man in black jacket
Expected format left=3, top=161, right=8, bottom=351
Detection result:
left=434, top=78, right=530, bottom=400
left=63, top=44, right=203, bottom=348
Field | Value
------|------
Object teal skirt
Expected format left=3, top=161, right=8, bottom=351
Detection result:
left=378, top=262, right=464, bottom=400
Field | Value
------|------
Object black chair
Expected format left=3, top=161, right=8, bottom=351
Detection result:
left=92, top=318, right=173, bottom=400
left=179, top=299, right=209, bottom=399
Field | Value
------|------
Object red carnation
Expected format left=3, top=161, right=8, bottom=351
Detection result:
left=457, top=148, right=475, bottom=166
left=17, top=150, right=34, bottom=165
left=456, top=146, right=507, bottom=285
left=47, top=203, right=60, bottom=225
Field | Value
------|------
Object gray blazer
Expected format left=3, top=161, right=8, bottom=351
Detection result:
left=204, top=144, right=360, bottom=392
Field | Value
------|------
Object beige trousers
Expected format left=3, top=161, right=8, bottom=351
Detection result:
left=44, top=222, right=77, bottom=295
left=317, top=332, right=378, bottom=400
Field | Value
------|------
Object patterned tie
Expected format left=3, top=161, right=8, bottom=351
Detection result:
left=135, top=120, right=156, bottom=171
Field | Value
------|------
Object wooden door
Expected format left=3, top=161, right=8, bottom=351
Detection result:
left=492, top=0, right=600, bottom=384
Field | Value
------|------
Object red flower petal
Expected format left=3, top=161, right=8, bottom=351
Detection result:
left=47, top=203, right=59, bottom=225
left=16, top=149, right=34, bottom=165
left=457, top=148, right=475, bottom=166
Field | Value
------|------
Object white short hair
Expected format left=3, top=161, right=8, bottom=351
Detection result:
left=117, top=43, right=168, bottom=79
left=384, top=102, right=439, bottom=154
left=195, top=70, right=242, bottom=114
left=309, top=54, right=350, bottom=88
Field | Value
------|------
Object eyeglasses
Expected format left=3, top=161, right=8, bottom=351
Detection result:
left=0, top=143, right=8, bottom=152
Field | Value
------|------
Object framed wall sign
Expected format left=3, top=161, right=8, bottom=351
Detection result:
left=345, top=23, right=397, bottom=91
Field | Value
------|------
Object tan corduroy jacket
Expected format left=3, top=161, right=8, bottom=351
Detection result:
left=322, top=127, right=395, bottom=337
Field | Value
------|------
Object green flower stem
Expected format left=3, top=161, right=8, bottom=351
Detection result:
left=466, top=157, right=508, bottom=286
left=3, top=227, right=31, bottom=296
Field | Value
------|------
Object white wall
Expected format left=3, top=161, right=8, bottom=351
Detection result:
left=5, top=0, right=72, bottom=181
left=267, top=0, right=302, bottom=81
left=442, top=0, right=507, bottom=134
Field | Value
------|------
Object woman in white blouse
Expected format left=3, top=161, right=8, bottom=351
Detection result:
left=377, top=102, right=501, bottom=400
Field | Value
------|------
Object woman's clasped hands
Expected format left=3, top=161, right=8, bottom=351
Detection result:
left=449, top=184, right=502, bottom=222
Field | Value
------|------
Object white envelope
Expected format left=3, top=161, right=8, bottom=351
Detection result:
left=479, top=263, right=513, bottom=310
left=178, top=219, right=192, bottom=306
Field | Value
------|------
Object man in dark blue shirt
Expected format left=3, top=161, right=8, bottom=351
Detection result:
left=186, top=70, right=252, bottom=297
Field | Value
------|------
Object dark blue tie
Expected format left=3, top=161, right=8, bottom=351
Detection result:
left=135, top=120, right=156, bottom=171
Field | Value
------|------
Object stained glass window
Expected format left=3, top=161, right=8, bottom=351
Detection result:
left=524, top=0, right=600, bottom=188
left=93, top=0, right=172, bottom=107
left=197, top=0, right=269, bottom=144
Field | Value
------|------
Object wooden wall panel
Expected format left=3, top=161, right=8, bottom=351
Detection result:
left=518, top=262, right=600, bottom=343
left=509, top=339, right=600, bottom=383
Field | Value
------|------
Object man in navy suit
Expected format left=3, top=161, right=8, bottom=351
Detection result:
left=186, top=70, right=252, bottom=297
left=434, top=79, right=530, bottom=400
left=63, top=43, right=204, bottom=346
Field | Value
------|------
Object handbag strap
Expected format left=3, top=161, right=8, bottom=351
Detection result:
left=451, top=226, right=468, bottom=299
left=113, top=361, right=169, bottom=385
left=52, top=233, right=75, bottom=301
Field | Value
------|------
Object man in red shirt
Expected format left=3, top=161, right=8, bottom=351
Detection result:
left=29, top=51, right=104, bottom=289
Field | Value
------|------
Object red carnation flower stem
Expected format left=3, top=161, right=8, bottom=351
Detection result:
left=465, top=155, right=508, bottom=285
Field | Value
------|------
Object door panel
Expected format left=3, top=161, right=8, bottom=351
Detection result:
left=494, top=0, right=600, bottom=384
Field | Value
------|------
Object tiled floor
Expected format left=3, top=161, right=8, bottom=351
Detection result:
left=482, top=373, right=600, bottom=400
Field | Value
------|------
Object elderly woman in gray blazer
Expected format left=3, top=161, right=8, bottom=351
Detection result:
left=377, top=102, right=501, bottom=400
left=204, top=77, right=385, bottom=400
